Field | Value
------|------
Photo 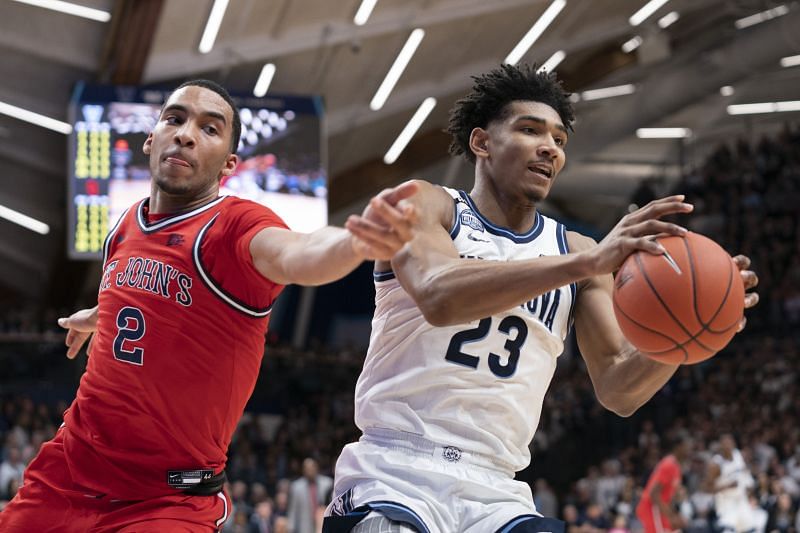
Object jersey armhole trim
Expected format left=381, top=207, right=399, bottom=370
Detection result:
left=373, top=270, right=397, bottom=282
left=556, top=223, right=578, bottom=333
left=193, top=214, right=273, bottom=318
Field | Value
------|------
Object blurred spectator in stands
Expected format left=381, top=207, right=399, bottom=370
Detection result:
left=0, top=447, right=24, bottom=500
left=287, top=457, right=331, bottom=533
left=534, top=479, right=558, bottom=518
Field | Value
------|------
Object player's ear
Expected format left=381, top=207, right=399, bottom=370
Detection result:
left=220, top=154, right=239, bottom=178
left=469, top=128, right=490, bottom=160
left=143, top=133, right=153, bottom=155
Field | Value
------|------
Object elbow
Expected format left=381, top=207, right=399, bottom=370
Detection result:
left=596, top=391, right=643, bottom=418
left=410, top=280, right=460, bottom=327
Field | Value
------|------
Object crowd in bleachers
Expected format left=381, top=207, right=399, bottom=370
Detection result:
left=1, top=126, right=798, bottom=531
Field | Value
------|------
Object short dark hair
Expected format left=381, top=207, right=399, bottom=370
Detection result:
left=170, top=79, right=242, bottom=154
left=447, top=63, right=575, bottom=164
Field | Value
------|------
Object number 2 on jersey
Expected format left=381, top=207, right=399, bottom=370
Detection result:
left=445, top=316, right=528, bottom=378
left=113, top=306, right=146, bottom=365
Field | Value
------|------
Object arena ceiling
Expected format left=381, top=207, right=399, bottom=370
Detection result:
left=0, top=0, right=798, bottom=304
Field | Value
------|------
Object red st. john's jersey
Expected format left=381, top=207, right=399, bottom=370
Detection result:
left=62, top=195, right=287, bottom=500
left=637, top=454, right=682, bottom=515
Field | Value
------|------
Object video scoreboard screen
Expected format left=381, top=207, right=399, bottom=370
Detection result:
left=67, top=84, right=326, bottom=259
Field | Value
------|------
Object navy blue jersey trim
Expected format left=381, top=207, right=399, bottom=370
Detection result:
left=102, top=206, right=130, bottom=266
left=458, top=191, right=544, bottom=243
left=557, top=223, right=578, bottom=333
left=137, top=196, right=227, bottom=234
left=365, top=501, right=430, bottom=533
left=193, top=214, right=273, bottom=318
left=448, top=195, right=463, bottom=239
left=373, top=270, right=396, bottom=282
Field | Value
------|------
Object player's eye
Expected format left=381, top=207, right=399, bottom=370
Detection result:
left=165, top=115, right=181, bottom=125
left=204, top=125, right=218, bottom=135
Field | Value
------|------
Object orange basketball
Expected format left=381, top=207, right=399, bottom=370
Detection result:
left=612, top=232, right=744, bottom=365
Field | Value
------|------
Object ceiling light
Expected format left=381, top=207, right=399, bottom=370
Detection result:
left=505, top=0, right=567, bottom=66
left=0, top=204, right=50, bottom=235
left=657, top=11, right=679, bottom=28
left=253, top=63, right=276, bottom=97
left=198, top=0, right=230, bottom=54
left=734, top=4, right=788, bottom=29
left=538, top=50, right=566, bottom=73
left=719, top=86, right=735, bottom=96
left=581, top=84, right=636, bottom=101
left=780, top=54, right=800, bottom=68
left=11, top=0, right=110, bottom=22
left=370, top=28, right=425, bottom=111
left=384, top=97, right=436, bottom=165
left=354, top=0, right=378, bottom=26
left=727, top=100, right=800, bottom=114
left=629, top=0, right=670, bottom=26
left=0, top=101, right=72, bottom=134
left=622, top=35, right=643, bottom=53
left=636, top=127, right=692, bottom=138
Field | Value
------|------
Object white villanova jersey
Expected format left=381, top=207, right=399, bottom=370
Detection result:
left=355, top=187, right=576, bottom=473
left=713, top=449, right=753, bottom=508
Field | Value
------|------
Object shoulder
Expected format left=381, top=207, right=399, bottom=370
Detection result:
left=565, top=230, right=597, bottom=253
left=401, top=179, right=455, bottom=229
left=218, top=197, right=288, bottom=230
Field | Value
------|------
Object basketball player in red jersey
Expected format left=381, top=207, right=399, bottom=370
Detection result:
left=636, top=435, right=692, bottom=533
left=0, top=80, right=417, bottom=532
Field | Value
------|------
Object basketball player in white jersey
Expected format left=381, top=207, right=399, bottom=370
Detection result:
left=327, top=64, right=759, bottom=533
left=708, top=434, right=756, bottom=532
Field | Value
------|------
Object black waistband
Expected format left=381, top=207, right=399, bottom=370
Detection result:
left=167, top=469, right=227, bottom=496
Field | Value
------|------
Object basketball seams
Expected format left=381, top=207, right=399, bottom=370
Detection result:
left=633, top=247, right=723, bottom=355
left=612, top=298, right=689, bottom=364
left=686, top=238, right=736, bottom=333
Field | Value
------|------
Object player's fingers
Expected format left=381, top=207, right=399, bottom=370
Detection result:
left=632, top=237, right=666, bottom=256
left=625, top=220, right=687, bottom=238
left=737, top=316, right=747, bottom=333
left=369, top=198, right=415, bottom=242
left=65, top=328, right=78, bottom=347
left=87, top=335, right=94, bottom=357
left=346, top=217, right=404, bottom=257
left=58, top=317, right=71, bottom=330
left=66, top=332, right=90, bottom=359
left=732, top=254, right=751, bottom=271
left=627, top=199, right=693, bottom=224
left=744, top=292, right=759, bottom=309
left=740, top=270, right=758, bottom=290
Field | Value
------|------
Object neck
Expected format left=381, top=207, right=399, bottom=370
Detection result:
left=149, top=182, right=219, bottom=214
left=470, top=172, right=539, bottom=234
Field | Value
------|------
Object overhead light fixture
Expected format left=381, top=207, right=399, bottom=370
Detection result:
left=354, top=0, right=378, bottom=26
left=253, top=63, right=276, bottom=97
left=629, top=0, right=670, bottom=26
left=734, top=4, right=788, bottom=29
left=538, top=50, right=566, bottom=73
left=384, top=97, right=436, bottom=165
left=657, top=11, right=679, bottom=28
left=0, top=204, right=50, bottom=235
left=0, top=101, right=72, bottom=134
left=10, top=0, right=110, bottom=22
left=505, top=0, right=567, bottom=66
left=622, top=35, right=643, bottom=53
left=780, top=54, right=800, bottom=68
left=581, top=84, right=636, bottom=101
left=370, top=28, right=425, bottom=111
left=720, top=85, right=735, bottom=96
left=198, top=0, right=230, bottom=54
left=636, top=127, right=692, bottom=138
left=727, top=100, right=800, bottom=115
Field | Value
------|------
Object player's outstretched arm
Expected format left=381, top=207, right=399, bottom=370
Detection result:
left=249, top=182, right=418, bottom=286
left=57, top=305, right=98, bottom=359
left=385, top=186, right=692, bottom=326
left=570, top=225, right=759, bottom=417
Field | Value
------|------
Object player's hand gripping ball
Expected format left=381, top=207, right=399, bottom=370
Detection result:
left=612, top=232, right=744, bottom=364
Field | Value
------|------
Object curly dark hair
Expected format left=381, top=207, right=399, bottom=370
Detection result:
left=169, top=79, right=242, bottom=154
left=447, top=63, right=574, bottom=164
